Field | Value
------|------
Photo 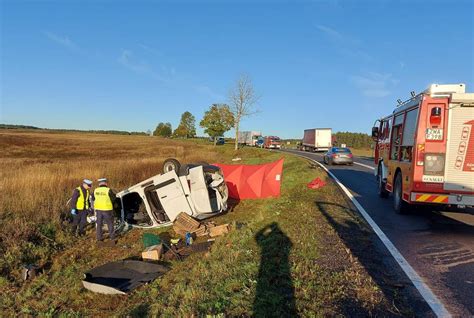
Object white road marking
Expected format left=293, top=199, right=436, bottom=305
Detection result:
left=293, top=151, right=451, bottom=318
left=354, top=161, right=375, bottom=170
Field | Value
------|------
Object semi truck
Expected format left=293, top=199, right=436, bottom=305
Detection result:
left=302, top=128, right=332, bottom=152
left=238, top=131, right=262, bottom=146
left=372, top=83, right=474, bottom=213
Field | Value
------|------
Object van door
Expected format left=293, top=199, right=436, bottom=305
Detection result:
left=188, top=166, right=213, bottom=214
left=153, top=171, right=193, bottom=222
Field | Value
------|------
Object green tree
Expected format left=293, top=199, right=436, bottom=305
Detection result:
left=173, top=111, right=196, bottom=138
left=200, top=104, right=234, bottom=145
left=153, top=122, right=172, bottom=137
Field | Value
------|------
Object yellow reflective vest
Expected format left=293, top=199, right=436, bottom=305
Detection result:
left=75, top=186, right=90, bottom=210
left=94, top=186, right=113, bottom=211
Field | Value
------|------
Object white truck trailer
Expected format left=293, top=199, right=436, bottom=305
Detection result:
left=238, top=131, right=262, bottom=146
left=302, top=128, right=332, bottom=152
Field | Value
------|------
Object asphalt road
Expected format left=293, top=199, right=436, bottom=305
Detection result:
left=283, top=149, right=474, bottom=317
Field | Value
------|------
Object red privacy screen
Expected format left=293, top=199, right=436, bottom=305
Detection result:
left=213, top=159, right=284, bottom=200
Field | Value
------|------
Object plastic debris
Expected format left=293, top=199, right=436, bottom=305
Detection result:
left=307, top=177, right=326, bottom=189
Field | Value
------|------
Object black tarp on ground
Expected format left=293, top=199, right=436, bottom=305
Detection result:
left=82, top=259, right=169, bottom=294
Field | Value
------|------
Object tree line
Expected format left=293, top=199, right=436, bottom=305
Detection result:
left=153, top=74, right=259, bottom=148
left=0, top=124, right=148, bottom=136
left=334, top=131, right=373, bottom=148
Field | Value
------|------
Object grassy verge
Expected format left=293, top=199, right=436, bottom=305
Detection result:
left=349, top=147, right=374, bottom=159
left=1, top=131, right=411, bottom=315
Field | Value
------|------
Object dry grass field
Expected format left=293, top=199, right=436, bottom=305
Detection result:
left=0, top=129, right=418, bottom=316
left=349, top=147, right=374, bottom=159
left=0, top=130, right=221, bottom=280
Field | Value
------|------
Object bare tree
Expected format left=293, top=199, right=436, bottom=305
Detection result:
left=229, top=74, right=260, bottom=150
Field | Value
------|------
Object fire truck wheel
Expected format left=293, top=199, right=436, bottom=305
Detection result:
left=377, top=166, right=389, bottom=198
left=163, top=158, right=181, bottom=173
left=393, top=172, right=409, bottom=214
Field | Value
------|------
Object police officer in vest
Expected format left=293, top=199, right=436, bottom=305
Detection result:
left=92, top=178, right=117, bottom=242
left=70, top=179, right=93, bottom=236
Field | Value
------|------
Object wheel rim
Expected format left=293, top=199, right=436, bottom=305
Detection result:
left=164, top=163, right=174, bottom=172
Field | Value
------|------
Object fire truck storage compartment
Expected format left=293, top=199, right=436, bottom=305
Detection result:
left=444, top=94, right=474, bottom=192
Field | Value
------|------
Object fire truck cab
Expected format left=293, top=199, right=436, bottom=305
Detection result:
left=372, top=83, right=474, bottom=213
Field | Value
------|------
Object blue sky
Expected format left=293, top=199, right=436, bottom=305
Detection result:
left=1, top=0, right=473, bottom=138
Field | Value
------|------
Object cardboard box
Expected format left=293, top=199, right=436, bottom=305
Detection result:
left=141, top=244, right=163, bottom=261
left=208, top=224, right=229, bottom=237
left=191, top=225, right=208, bottom=237
left=173, top=212, right=201, bottom=237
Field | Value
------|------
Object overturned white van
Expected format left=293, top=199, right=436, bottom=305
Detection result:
left=116, top=159, right=228, bottom=228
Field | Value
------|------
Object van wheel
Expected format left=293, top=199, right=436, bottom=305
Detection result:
left=393, top=172, right=409, bottom=214
left=163, top=158, right=181, bottom=173
left=377, top=165, right=389, bottom=198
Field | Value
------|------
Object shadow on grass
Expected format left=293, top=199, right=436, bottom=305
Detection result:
left=254, top=222, right=296, bottom=317
left=315, top=200, right=431, bottom=317
left=129, top=303, right=150, bottom=317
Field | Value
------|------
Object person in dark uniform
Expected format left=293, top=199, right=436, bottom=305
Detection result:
left=92, top=178, right=117, bottom=243
left=70, top=179, right=93, bottom=236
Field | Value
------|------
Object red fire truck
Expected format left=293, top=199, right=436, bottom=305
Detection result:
left=372, top=83, right=474, bottom=213
left=264, top=136, right=281, bottom=149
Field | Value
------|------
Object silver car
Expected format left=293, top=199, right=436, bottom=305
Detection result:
left=323, top=147, right=354, bottom=165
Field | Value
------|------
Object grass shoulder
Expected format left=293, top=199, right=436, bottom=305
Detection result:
left=1, top=131, right=410, bottom=316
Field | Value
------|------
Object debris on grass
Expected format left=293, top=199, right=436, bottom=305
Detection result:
left=82, top=260, right=169, bottom=294
left=173, top=212, right=201, bottom=236
left=142, top=233, right=162, bottom=248
left=208, top=224, right=230, bottom=237
left=173, top=212, right=230, bottom=239
left=307, top=177, right=326, bottom=189
left=21, top=264, right=39, bottom=281
left=141, top=244, right=164, bottom=261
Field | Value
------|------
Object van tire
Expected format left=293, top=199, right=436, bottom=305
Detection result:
left=377, top=165, right=389, bottom=198
left=393, top=172, right=409, bottom=214
left=163, top=158, right=181, bottom=173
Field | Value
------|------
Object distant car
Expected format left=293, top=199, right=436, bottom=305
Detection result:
left=323, top=147, right=353, bottom=165
left=216, top=137, right=225, bottom=145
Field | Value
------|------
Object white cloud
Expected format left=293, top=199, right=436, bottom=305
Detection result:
left=117, top=49, right=173, bottom=82
left=351, top=72, right=398, bottom=98
left=194, top=85, right=224, bottom=101
left=315, top=24, right=372, bottom=62
left=43, top=31, right=80, bottom=51
left=315, top=24, right=343, bottom=41
left=118, top=50, right=152, bottom=73
left=139, top=43, right=162, bottom=55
